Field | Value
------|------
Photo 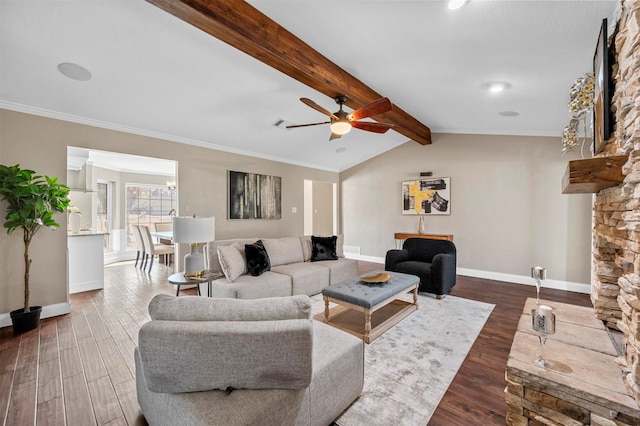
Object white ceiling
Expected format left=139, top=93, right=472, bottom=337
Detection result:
left=0, top=0, right=618, bottom=172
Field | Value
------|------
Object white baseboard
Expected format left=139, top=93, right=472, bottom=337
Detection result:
left=345, top=254, right=591, bottom=294
left=346, top=254, right=385, bottom=264
left=69, top=281, right=103, bottom=294
left=0, top=302, right=71, bottom=329
left=104, top=251, right=137, bottom=265
left=456, top=267, right=590, bottom=294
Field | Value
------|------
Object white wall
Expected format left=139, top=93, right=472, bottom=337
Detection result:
left=0, top=107, right=594, bottom=321
left=340, top=133, right=593, bottom=291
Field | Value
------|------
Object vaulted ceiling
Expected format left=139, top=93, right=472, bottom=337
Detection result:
left=0, top=1, right=617, bottom=172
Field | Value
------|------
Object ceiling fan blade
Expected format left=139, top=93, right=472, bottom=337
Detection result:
left=286, top=121, right=330, bottom=129
left=300, top=98, right=338, bottom=119
left=348, top=97, right=393, bottom=121
left=352, top=121, right=394, bottom=133
left=329, top=132, right=342, bottom=141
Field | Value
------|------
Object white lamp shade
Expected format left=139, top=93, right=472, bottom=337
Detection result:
left=172, top=216, right=215, bottom=244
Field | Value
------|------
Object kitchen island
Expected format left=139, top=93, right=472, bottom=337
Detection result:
left=68, top=231, right=108, bottom=294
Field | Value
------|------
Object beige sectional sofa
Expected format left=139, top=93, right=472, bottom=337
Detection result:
left=135, top=294, right=364, bottom=426
left=204, top=235, right=358, bottom=299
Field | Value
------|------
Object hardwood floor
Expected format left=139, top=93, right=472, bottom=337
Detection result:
left=0, top=261, right=591, bottom=425
left=429, top=275, right=591, bottom=425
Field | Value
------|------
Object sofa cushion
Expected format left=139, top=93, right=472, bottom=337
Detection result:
left=306, top=322, right=364, bottom=426
left=300, top=236, right=313, bottom=261
left=135, top=350, right=306, bottom=426
left=314, top=257, right=358, bottom=285
left=217, top=242, right=246, bottom=282
left=245, top=240, right=271, bottom=276
left=262, top=237, right=304, bottom=267
left=311, top=236, right=338, bottom=261
left=336, top=234, right=345, bottom=258
left=271, top=262, right=330, bottom=296
left=138, top=318, right=313, bottom=393
left=148, top=294, right=311, bottom=321
left=206, top=238, right=256, bottom=274
left=208, top=272, right=293, bottom=299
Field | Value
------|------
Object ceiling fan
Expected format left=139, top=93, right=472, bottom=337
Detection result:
left=286, top=96, right=394, bottom=140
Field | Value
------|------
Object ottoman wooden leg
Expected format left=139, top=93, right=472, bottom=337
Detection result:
left=364, top=310, right=372, bottom=342
left=324, top=296, right=330, bottom=322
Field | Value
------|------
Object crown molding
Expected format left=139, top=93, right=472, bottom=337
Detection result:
left=0, top=101, right=340, bottom=173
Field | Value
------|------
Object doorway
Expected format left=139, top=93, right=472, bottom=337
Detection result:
left=66, top=147, right=177, bottom=264
left=304, top=180, right=337, bottom=236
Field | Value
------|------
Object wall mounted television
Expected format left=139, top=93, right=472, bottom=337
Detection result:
left=592, top=18, right=615, bottom=155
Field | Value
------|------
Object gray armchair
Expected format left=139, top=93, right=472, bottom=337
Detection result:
left=385, top=238, right=457, bottom=298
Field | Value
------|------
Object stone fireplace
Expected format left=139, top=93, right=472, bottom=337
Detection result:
left=592, top=0, right=640, bottom=405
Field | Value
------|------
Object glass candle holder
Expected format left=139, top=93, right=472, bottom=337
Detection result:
left=531, top=305, right=555, bottom=368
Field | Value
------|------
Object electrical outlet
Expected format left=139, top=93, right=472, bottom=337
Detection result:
left=292, top=207, right=297, bottom=213
left=531, top=266, right=546, bottom=280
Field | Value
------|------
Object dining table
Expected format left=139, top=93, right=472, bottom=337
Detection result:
left=151, top=231, right=173, bottom=245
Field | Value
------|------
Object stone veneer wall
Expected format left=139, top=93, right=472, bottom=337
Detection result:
left=592, top=185, right=626, bottom=330
left=593, top=0, right=640, bottom=405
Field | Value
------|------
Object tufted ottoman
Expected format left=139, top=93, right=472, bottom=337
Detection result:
left=320, top=270, right=419, bottom=343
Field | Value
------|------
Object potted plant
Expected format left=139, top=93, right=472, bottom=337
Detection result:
left=0, top=164, right=70, bottom=334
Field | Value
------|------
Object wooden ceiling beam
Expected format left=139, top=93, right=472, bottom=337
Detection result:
left=145, top=0, right=432, bottom=145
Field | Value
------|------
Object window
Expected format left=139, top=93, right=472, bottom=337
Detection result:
left=126, top=184, right=176, bottom=248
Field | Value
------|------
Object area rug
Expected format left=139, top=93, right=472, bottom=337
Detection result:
left=310, top=293, right=494, bottom=425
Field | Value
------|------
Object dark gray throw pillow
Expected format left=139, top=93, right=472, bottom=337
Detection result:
left=245, top=240, right=271, bottom=276
left=311, top=235, right=338, bottom=261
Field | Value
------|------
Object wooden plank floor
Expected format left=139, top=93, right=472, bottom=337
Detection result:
left=0, top=261, right=592, bottom=425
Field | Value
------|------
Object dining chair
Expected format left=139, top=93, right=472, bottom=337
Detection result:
left=153, top=222, right=174, bottom=264
left=132, top=224, right=146, bottom=268
left=153, top=222, right=173, bottom=245
left=139, top=225, right=175, bottom=273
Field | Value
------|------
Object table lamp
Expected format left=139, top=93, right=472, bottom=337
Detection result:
left=172, top=215, right=215, bottom=277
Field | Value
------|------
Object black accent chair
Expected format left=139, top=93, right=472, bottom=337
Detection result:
left=385, top=238, right=457, bottom=299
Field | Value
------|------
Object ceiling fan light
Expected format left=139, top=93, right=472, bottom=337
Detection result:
left=448, top=0, right=467, bottom=10
left=330, top=120, right=352, bottom=135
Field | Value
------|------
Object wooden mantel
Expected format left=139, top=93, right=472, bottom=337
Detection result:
left=562, top=155, right=627, bottom=194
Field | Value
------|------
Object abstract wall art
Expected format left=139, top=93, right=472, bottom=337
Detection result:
left=228, top=170, right=281, bottom=220
left=401, top=177, right=451, bottom=215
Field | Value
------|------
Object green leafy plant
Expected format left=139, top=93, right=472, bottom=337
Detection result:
left=0, top=164, right=70, bottom=312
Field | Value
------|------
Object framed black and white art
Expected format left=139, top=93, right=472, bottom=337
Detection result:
left=228, top=170, right=281, bottom=220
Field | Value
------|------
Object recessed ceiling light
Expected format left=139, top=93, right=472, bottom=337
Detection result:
left=499, top=111, right=520, bottom=117
left=484, top=81, right=511, bottom=93
left=57, top=62, right=92, bottom=81
left=335, top=147, right=347, bottom=154
left=448, top=0, right=467, bottom=10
